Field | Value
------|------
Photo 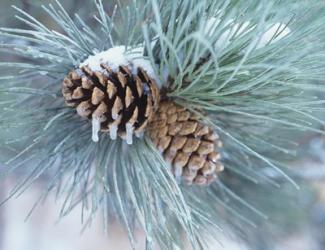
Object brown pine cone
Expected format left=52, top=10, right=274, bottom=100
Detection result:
left=62, top=64, right=160, bottom=143
left=148, top=101, right=224, bottom=186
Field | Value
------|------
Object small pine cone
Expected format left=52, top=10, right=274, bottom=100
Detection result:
left=62, top=64, right=160, bottom=143
left=148, top=101, right=224, bottom=186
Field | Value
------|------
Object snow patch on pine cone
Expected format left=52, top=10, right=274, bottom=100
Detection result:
left=80, top=46, right=161, bottom=88
left=80, top=46, right=128, bottom=72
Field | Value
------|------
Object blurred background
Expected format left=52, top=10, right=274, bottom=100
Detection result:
left=0, top=0, right=325, bottom=249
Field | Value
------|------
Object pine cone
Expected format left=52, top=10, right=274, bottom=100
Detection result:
left=62, top=64, right=160, bottom=143
left=148, top=101, right=224, bottom=186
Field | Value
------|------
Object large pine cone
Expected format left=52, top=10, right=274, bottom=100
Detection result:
left=62, top=64, right=160, bottom=143
left=148, top=101, right=224, bottom=186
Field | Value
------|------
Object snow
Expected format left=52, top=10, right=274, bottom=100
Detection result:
left=125, top=123, right=134, bottom=145
left=206, top=18, right=252, bottom=49
left=109, top=124, right=118, bottom=141
left=256, top=23, right=291, bottom=49
left=135, top=131, right=144, bottom=138
left=205, top=17, right=221, bottom=36
left=80, top=46, right=159, bottom=84
left=205, top=17, right=291, bottom=50
left=132, top=58, right=156, bottom=80
left=91, top=117, right=101, bottom=142
left=174, top=165, right=183, bottom=178
left=111, top=111, right=119, bottom=120
left=80, top=46, right=128, bottom=72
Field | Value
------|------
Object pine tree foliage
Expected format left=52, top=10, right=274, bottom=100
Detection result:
left=0, top=0, right=325, bottom=249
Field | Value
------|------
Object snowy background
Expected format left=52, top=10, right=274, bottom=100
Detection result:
left=1, top=0, right=325, bottom=249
